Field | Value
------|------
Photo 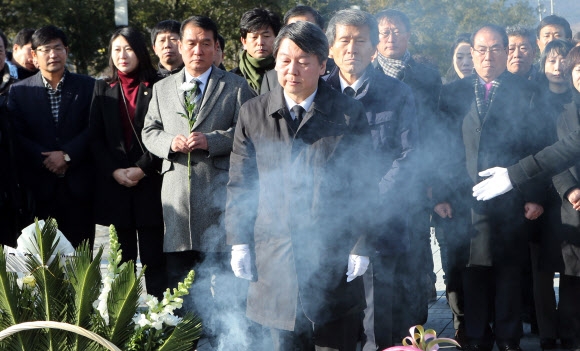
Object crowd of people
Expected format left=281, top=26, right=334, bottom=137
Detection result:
left=1, top=4, right=580, bottom=351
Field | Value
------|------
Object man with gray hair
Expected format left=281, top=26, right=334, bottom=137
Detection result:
left=227, top=20, right=374, bottom=350
left=324, top=8, right=417, bottom=350
left=506, top=25, right=538, bottom=80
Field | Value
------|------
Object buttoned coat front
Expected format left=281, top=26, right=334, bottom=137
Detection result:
left=226, top=80, right=374, bottom=331
left=142, top=66, right=253, bottom=253
left=439, top=73, right=549, bottom=267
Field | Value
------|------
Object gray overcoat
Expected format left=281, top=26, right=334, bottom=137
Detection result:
left=142, top=66, right=253, bottom=253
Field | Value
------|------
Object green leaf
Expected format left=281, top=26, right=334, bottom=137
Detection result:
left=26, top=218, right=70, bottom=350
left=156, top=313, right=202, bottom=351
left=0, top=246, right=31, bottom=351
left=106, top=261, right=142, bottom=347
left=65, top=241, right=104, bottom=351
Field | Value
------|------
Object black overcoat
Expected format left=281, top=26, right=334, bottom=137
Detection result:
left=89, top=79, right=163, bottom=228
left=439, top=72, right=549, bottom=267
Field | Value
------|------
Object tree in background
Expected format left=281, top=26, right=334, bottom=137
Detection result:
left=0, top=0, right=536, bottom=76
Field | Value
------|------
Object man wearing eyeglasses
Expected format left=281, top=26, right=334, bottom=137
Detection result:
left=437, top=24, right=550, bottom=351
left=7, top=25, right=95, bottom=248
left=373, top=9, right=442, bottom=339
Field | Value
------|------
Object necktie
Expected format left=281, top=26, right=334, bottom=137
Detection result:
left=291, top=105, right=305, bottom=131
left=188, top=78, right=202, bottom=105
left=484, top=82, right=493, bottom=101
left=343, top=87, right=356, bottom=97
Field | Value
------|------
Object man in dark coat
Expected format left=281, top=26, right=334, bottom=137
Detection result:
left=151, top=20, right=184, bottom=78
left=226, top=21, right=373, bottom=350
left=0, top=29, right=21, bottom=245
left=7, top=25, right=95, bottom=247
left=231, top=8, right=281, bottom=95
left=323, top=9, right=417, bottom=350
left=373, top=8, right=443, bottom=337
left=438, top=24, right=548, bottom=351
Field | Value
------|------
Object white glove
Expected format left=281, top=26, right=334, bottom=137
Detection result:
left=230, top=244, right=253, bottom=280
left=472, top=167, right=514, bottom=201
left=346, top=254, right=370, bottom=282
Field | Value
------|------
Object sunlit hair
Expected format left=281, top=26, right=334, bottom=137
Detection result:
left=283, top=5, right=324, bottom=29
left=239, top=8, right=282, bottom=39
left=181, top=15, right=218, bottom=42
left=537, top=15, right=572, bottom=40
left=106, top=27, right=157, bottom=85
left=273, top=21, right=328, bottom=65
left=375, top=9, right=411, bottom=33
left=31, top=25, right=68, bottom=50
left=506, top=25, right=536, bottom=51
left=14, top=28, right=35, bottom=47
left=150, top=20, right=180, bottom=46
left=564, top=45, right=580, bottom=85
left=537, top=39, right=574, bottom=88
left=326, top=9, right=379, bottom=47
left=471, top=24, right=508, bottom=48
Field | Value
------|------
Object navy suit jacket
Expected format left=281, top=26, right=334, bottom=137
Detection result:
left=7, top=71, right=95, bottom=201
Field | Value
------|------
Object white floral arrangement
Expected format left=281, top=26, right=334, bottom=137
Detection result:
left=0, top=218, right=201, bottom=351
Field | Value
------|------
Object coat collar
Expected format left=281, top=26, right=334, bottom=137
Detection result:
left=172, top=65, right=225, bottom=130
left=267, top=78, right=333, bottom=123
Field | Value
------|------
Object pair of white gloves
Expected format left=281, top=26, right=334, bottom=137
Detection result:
left=230, top=244, right=369, bottom=282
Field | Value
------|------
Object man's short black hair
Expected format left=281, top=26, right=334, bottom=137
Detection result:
left=273, top=21, right=328, bottom=65
left=151, top=20, right=181, bottom=46
left=283, top=5, right=325, bottom=29
left=375, top=9, right=411, bottom=33
left=181, top=15, right=218, bottom=42
left=240, top=8, right=282, bottom=39
left=14, top=28, right=35, bottom=47
left=217, top=33, right=225, bottom=51
left=537, top=15, right=572, bottom=40
left=31, top=25, right=68, bottom=50
left=506, top=25, right=536, bottom=49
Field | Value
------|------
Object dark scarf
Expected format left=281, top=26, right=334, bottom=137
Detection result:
left=237, top=50, right=275, bottom=91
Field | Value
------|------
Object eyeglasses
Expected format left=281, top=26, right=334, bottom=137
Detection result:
left=379, top=29, right=407, bottom=38
left=472, top=46, right=505, bottom=56
left=36, top=45, right=66, bottom=55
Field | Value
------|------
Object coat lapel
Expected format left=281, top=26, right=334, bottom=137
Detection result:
left=105, top=84, right=127, bottom=154
left=31, top=73, right=57, bottom=135
left=192, top=67, right=225, bottom=130
left=174, top=69, right=188, bottom=113
left=58, top=73, right=76, bottom=125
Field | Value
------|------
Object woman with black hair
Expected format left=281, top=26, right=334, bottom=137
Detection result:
left=90, top=27, right=165, bottom=297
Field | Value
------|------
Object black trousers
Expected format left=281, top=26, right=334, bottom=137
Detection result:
left=270, top=311, right=363, bottom=351
left=463, top=265, right=522, bottom=348
left=35, top=179, right=94, bottom=249
left=115, top=225, right=165, bottom=298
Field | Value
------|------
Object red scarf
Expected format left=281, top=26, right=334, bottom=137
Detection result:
left=116, top=70, right=140, bottom=150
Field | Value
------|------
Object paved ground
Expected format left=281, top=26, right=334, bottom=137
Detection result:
left=94, top=225, right=556, bottom=351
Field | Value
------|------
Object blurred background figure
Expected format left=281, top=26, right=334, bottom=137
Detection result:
left=8, top=28, right=38, bottom=79
left=444, top=33, right=473, bottom=83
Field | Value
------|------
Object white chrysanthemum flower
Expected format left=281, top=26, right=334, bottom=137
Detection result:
left=179, top=82, right=196, bottom=92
